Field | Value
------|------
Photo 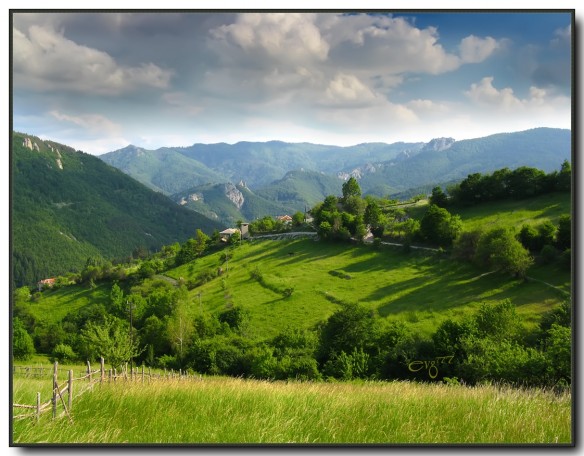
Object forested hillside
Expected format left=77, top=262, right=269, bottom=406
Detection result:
left=11, top=132, right=224, bottom=287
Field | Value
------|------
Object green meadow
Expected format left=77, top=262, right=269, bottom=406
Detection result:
left=13, top=375, right=571, bottom=444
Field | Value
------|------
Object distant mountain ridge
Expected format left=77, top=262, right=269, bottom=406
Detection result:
left=101, top=128, right=569, bottom=196
left=12, top=132, right=224, bottom=287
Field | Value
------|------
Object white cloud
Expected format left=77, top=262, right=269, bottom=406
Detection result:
left=406, top=99, right=450, bottom=115
left=13, top=24, right=173, bottom=94
left=318, top=14, right=462, bottom=75
left=210, top=13, right=329, bottom=64
left=459, top=35, right=500, bottom=63
left=49, top=110, right=122, bottom=136
left=322, top=73, right=380, bottom=107
left=465, top=77, right=523, bottom=109
left=464, top=76, right=571, bottom=129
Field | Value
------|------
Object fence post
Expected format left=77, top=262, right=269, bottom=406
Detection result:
left=148, top=367, right=151, bottom=383
left=52, top=362, right=58, bottom=419
left=36, top=392, right=41, bottom=423
left=100, top=357, right=105, bottom=383
left=109, top=369, right=112, bottom=383
left=114, top=368, right=117, bottom=382
left=87, top=360, right=91, bottom=382
left=68, top=370, right=73, bottom=412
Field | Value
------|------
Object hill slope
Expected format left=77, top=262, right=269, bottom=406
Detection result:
left=11, top=132, right=224, bottom=287
left=171, top=182, right=296, bottom=226
left=360, top=128, right=571, bottom=195
left=99, top=145, right=225, bottom=195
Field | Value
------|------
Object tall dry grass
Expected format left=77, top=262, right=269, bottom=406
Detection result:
left=12, top=376, right=571, bottom=445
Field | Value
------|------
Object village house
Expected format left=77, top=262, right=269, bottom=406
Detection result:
left=219, top=223, right=249, bottom=242
left=37, top=278, right=56, bottom=291
left=276, top=215, right=293, bottom=224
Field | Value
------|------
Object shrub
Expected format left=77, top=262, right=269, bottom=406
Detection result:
left=51, top=344, right=77, bottom=363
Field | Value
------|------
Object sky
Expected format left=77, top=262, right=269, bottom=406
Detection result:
left=12, top=10, right=572, bottom=154
left=11, top=10, right=573, bottom=154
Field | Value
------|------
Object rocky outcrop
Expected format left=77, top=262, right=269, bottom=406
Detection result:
left=23, top=137, right=39, bottom=151
left=422, top=137, right=455, bottom=152
left=224, top=182, right=244, bottom=209
left=179, top=193, right=203, bottom=205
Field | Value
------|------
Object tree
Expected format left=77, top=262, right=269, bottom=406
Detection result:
left=13, top=318, right=35, bottom=360
left=194, top=229, right=210, bottom=256
left=318, top=303, right=380, bottom=364
left=429, top=186, right=448, bottom=208
left=364, top=201, right=385, bottom=237
left=420, top=205, right=462, bottom=246
left=475, top=227, right=533, bottom=278
left=519, top=224, right=540, bottom=251
left=110, top=282, right=125, bottom=316
left=342, top=177, right=361, bottom=200
left=557, top=160, right=571, bottom=191
left=556, top=214, right=571, bottom=250
left=176, top=239, right=198, bottom=265
left=167, top=300, right=194, bottom=362
left=537, top=221, right=557, bottom=247
left=292, top=211, right=305, bottom=226
left=80, top=316, right=143, bottom=369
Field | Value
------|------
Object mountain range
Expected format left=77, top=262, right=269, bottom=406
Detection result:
left=101, top=128, right=571, bottom=224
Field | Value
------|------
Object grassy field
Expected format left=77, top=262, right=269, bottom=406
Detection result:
left=164, top=237, right=568, bottom=338
left=12, top=374, right=571, bottom=445
left=24, top=192, right=570, bottom=340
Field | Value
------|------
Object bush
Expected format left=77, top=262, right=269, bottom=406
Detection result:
left=51, top=344, right=77, bottom=363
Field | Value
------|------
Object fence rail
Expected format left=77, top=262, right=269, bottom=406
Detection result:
left=13, top=358, right=202, bottom=424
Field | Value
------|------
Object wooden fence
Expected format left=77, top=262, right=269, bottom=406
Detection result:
left=12, top=358, right=202, bottom=423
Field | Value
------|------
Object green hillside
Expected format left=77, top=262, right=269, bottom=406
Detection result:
left=172, top=182, right=296, bottom=226
left=11, top=132, right=224, bottom=287
left=255, top=170, right=344, bottom=212
left=360, top=128, right=571, bottom=195
left=100, top=145, right=225, bottom=195
left=27, top=191, right=570, bottom=340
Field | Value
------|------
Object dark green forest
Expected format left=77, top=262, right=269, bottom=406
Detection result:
left=12, top=132, right=224, bottom=287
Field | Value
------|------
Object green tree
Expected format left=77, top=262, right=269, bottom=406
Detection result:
left=80, top=316, right=142, bottom=369
left=518, top=224, right=540, bottom=251
left=557, top=160, right=571, bottom=191
left=318, top=303, right=379, bottom=364
left=429, top=186, right=448, bottom=208
left=537, top=221, right=557, bottom=247
left=364, top=200, right=385, bottom=237
left=342, top=177, right=361, bottom=200
left=292, top=211, right=305, bottom=226
left=13, top=317, right=35, bottom=360
left=420, top=205, right=462, bottom=246
left=556, top=214, right=571, bottom=250
left=194, top=229, right=210, bottom=256
left=475, top=227, right=533, bottom=278
left=545, top=324, right=571, bottom=384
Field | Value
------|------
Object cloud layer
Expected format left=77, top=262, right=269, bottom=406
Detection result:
left=11, top=12, right=572, bottom=153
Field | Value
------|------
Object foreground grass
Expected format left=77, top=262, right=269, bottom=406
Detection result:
left=12, top=376, right=571, bottom=445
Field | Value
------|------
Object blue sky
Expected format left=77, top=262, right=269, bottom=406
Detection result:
left=11, top=10, right=573, bottom=154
